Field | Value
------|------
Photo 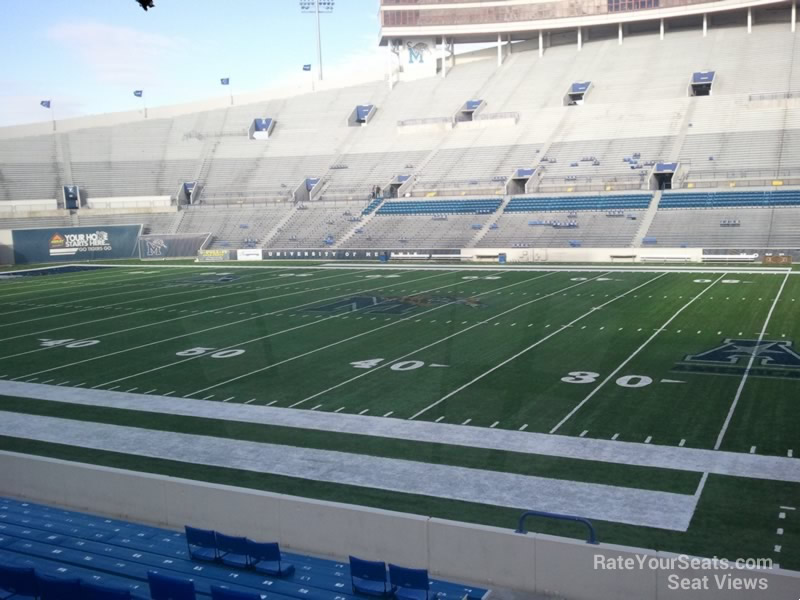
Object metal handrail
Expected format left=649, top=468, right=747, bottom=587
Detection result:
left=515, top=510, right=598, bottom=544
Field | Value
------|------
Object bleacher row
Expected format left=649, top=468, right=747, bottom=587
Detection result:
left=659, top=189, right=800, bottom=209
left=505, top=195, right=652, bottom=212
left=0, top=497, right=487, bottom=600
left=375, top=199, right=502, bottom=216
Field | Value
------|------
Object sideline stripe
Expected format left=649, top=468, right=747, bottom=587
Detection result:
left=549, top=274, right=724, bottom=434
left=713, top=271, right=791, bottom=450
left=410, top=273, right=667, bottom=421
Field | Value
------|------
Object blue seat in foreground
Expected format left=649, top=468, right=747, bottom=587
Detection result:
left=210, top=585, right=262, bottom=600
left=215, top=533, right=250, bottom=569
left=0, top=563, right=38, bottom=600
left=37, top=573, right=83, bottom=600
left=147, top=571, right=196, bottom=600
left=247, top=540, right=294, bottom=577
left=389, top=564, right=434, bottom=600
left=185, top=526, right=218, bottom=562
left=82, top=579, right=133, bottom=600
left=349, top=556, right=391, bottom=597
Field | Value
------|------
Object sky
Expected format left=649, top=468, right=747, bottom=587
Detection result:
left=0, top=0, right=382, bottom=127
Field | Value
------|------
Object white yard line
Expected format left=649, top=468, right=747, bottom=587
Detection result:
left=0, top=269, right=295, bottom=331
left=289, top=271, right=568, bottom=407
left=8, top=270, right=428, bottom=380
left=0, top=269, right=345, bottom=345
left=93, top=271, right=465, bottom=389
left=713, top=271, right=791, bottom=450
left=549, top=274, right=725, bottom=434
left=410, top=273, right=667, bottom=421
left=181, top=272, right=522, bottom=397
left=0, top=411, right=699, bottom=531
left=5, top=380, right=800, bottom=484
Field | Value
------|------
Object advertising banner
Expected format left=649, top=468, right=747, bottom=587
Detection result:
left=236, top=249, right=263, bottom=261
left=138, top=233, right=211, bottom=259
left=12, top=225, right=141, bottom=264
left=197, top=249, right=230, bottom=262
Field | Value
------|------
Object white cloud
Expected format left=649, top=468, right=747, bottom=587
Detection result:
left=47, top=21, right=188, bottom=86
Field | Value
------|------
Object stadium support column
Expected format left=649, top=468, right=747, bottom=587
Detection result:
left=703, top=13, right=708, bottom=37
left=618, top=23, right=623, bottom=45
left=497, top=33, right=503, bottom=66
left=660, top=19, right=665, bottom=40
left=539, top=30, right=544, bottom=56
left=748, top=7, right=752, bottom=33
left=577, top=27, right=582, bottom=51
left=793, top=0, right=797, bottom=32
left=441, top=37, right=448, bottom=79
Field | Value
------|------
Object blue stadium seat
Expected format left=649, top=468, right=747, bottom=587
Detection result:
left=147, top=571, right=196, bottom=600
left=0, top=563, right=38, bottom=599
left=184, top=526, right=218, bottom=562
left=36, top=573, right=83, bottom=600
left=209, top=585, right=262, bottom=600
left=349, top=556, right=390, bottom=597
left=246, top=540, right=294, bottom=577
left=214, top=534, right=250, bottom=569
left=82, top=580, right=133, bottom=600
left=389, top=564, right=432, bottom=600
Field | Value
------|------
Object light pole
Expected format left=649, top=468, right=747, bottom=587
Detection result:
left=299, top=0, right=334, bottom=82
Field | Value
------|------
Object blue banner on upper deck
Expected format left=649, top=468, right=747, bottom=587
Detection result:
left=12, top=225, right=142, bottom=264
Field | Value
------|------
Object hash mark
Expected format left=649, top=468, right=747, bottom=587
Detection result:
left=266, top=400, right=278, bottom=406
left=644, top=436, right=652, bottom=444
left=435, top=416, right=445, bottom=422
left=679, top=439, right=686, bottom=447
left=358, top=409, right=369, bottom=415
left=490, top=421, right=499, bottom=428
left=311, top=404, right=322, bottom=411
left=462, top=419, right=472, bottom=425
left=579, top=430, right=588, bottom=437
left=519, top=424, right=528, bottom=431
left=749, top=446, right=756, bottom=454
left=383, top=411, right=394, bottom=417
left=611, top=433, right=619, bottom=440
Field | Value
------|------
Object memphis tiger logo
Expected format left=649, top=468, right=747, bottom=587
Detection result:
left=674, top=339, right=800, bottom=380
left=307, top=294, right=485, bottom=315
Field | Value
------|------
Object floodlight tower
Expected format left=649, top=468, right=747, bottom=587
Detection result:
left=299, top=0, right=334, bottom=82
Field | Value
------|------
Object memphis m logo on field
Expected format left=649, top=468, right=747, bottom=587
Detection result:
left=145, top=238, right=168, bottom=257
left=307, top=294, right=484, bottom=315
left=674, top=339, right=800, bottom=380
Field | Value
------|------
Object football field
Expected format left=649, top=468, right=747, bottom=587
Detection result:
left=0, top=263, right=798, bottom=568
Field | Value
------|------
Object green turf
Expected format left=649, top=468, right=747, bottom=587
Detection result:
left=0, top=264, right=798, bottom=567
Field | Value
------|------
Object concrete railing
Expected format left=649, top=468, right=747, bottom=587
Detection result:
left=1, top=451, right=798, bottom=599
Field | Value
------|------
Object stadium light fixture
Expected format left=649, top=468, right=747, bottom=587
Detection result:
left=299, top=0, right=335, bottom=82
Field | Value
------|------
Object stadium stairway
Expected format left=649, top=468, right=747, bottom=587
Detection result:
left=334, top=203, right=383, bottom=248
left=261, top=205, right=300, bottom=247
left=0, top=497, right=488, bottom=600
left=467, top=195, right=513, bottom=247
left=631, top=190, right=663, bottom=248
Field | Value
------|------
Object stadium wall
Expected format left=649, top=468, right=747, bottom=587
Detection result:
left=0, top=230, right=13, bottom=265
left=1, top=451, right=799, bottom=600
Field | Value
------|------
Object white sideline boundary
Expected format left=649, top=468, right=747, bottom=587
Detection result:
left=0, top=410, right=699, bottom=531
left=549, top=274, right=725, bottom=434
left=2, top=380, right=798, bottom=485
left=713, top=270, right=792, bottom=450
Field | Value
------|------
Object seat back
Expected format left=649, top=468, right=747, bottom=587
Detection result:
left=82, top=579, right=133, bottom=600
left=349, top=555, right=387, bottom=583
left=246, top=540, right=280, bottom=562
left=389, top=564, right=430, bottom=592
left=0, top=563, right=38, bottom=595
left=147, top=571, right=196, bottom=600
left=37, top=573, right=83, bottom=600
left=185, top=526, right=217, bottom=549
left=210, top=585, right=263, bottom=600
left=215, top=532, right=249, bottom=556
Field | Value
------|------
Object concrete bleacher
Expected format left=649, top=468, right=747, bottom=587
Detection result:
left=477, top=211, right=645, bottom=248
left=267, top=201, right=365, bottom=248
left=177, top=205, right=292, bottom=249
left=0, top=496, right=487, bottom=600
left=343, top=213, right=495, bottom=249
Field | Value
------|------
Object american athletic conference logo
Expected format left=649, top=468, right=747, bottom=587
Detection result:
left=145, top=238, right=168, bottom=257
left=674, top=339, right=800, bottom=380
